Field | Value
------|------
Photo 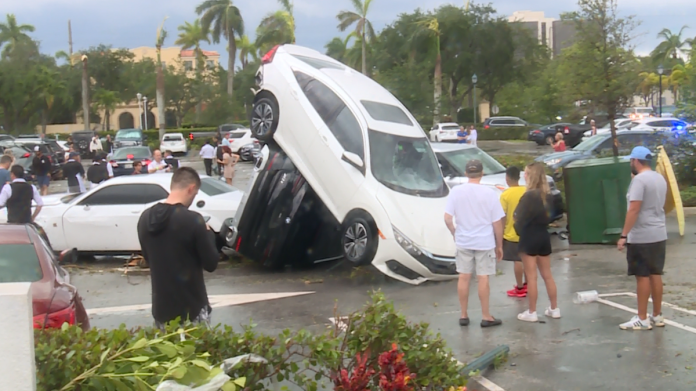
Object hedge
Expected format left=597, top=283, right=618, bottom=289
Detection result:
left=478, top=126, right=532, bottom=141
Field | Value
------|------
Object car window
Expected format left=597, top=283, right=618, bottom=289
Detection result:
left=442, top=125, right=460, bottom=130
left=514, top=119, right=527, bottom=125
left=162, top=134, right=183, bottom=141
left=618, top=134, right=645, bottom=152
left=115, top=130, right=142, bottom=139
left=0, top=244, right=43, bottom=283
left=79, top=184, right=168, bottom=205
left=496, top=120, right=514, bottom=125
left=112, top=147, right=151, bottom=160
left=291, top=54, right=344, bottom=70
left=439, top=148, right=507, bottom=176
left=360, top=101, right=413, bottom=126
left=228, top=132, right=247, bottom=139
left=199, top=177, right=236, bottom=196
left=296, top=72, right=365, bottom=158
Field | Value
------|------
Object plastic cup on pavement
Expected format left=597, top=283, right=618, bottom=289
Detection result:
left=573, top=290, right=599, bottom=304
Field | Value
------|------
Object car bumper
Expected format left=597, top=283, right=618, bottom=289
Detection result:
left=436, top=134, right=458, bottom=142
left=371, top=237, right=457, bottom=285
left=163, top=144, right=187, bottom=153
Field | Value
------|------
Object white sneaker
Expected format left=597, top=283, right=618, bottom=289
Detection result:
left=650, top=314, right=665, bottom=327
left=517, top=310, right=538, bottom=322
left=545, top=307, right=561, bottom=319
left=619, top=316, right=652, bottom=330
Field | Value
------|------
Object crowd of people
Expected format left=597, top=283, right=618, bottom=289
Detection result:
left=444, top=146, right=668, bottom=330
left=199, top=133, right=240, bottom=185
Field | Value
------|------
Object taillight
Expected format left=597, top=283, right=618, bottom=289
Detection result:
left=235, top=236, right=242, bottom=251
left=262, top=45, right=280, bottom=64
left=484, top=125, right=490, bottom=129
left=127, top=154, right=134, bottom=159
left=23, top=153, right=31, bottom=158
left=189, top=133, right=194, bottom=140
left=143, top=159, right=151, bottom=166
left=33, top=303, right=76, bottom=329
left=533, top=130, right=541, bottom=134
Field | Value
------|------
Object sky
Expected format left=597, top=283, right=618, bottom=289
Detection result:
left=3, top=0, right=695, bottom=67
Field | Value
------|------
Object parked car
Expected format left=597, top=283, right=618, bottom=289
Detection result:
left=0, top=174, right=243, bottom=254
left=432, top=143, right=564, bottom=221
left=0, top=134, right=14, bottom=142
left=70, top=131, right=95, bottom=157
left=226, top=128, right=255, bottom=153
left=0, top=224, right=90, bottom=330
left=528, top=123, right=573, bottom=146
left=238, top=141, right=261, bottom=161
left=483, top=116, right=530, bottom=129
left=56, top=140, right=70, bottom=152
left=623, top=106, right=655, bottom=121
left=233, top=44, right=456, bottom=285
left=584, top=118, right=690, bottom=138
left=108, top=146, right=153, bottom=176
left=114, top=128, right=146, bottom=148
left=160, top=133, right=188, bottom=155
left=536, top=130, right=694, bottom=175
left=428, top=122, right=461, bottom=142
left=14, top=141, right=63, bottom=178
left=0, top=142, right=34, bottom=177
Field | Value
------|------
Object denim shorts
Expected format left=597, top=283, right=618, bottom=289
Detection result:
left=36, top=175, right=50, bottom=187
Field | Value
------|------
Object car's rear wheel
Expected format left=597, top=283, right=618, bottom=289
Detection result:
left=341, top=212, right=378, bottom=266
left=251, top=93, right=279, bottom=143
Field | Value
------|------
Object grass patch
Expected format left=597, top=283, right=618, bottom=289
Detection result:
left=680, top=186, right=696, bottom=207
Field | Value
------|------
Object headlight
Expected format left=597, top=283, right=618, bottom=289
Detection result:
left=545, top=158, right=561, bottom=166
left=392, top=226, right=422, bottom=257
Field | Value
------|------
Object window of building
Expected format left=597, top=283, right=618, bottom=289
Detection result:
left=206, top=60, right=216, bottom=70
left=184, top=61, right=193, bottom=71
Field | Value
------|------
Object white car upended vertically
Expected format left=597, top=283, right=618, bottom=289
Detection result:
left=238, top=44, right=457, bottom=284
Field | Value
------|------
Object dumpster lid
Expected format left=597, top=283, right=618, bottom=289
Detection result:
left=565, top=156, right=628, bottom=169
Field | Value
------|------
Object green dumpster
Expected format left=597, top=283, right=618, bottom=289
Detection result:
left=564, top=157, right=632, bottom=244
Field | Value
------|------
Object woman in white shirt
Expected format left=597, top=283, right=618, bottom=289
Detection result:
left=89, top=134, right=103, bottom=158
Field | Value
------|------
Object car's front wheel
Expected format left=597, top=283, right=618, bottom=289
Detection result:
left=341, top=212, right=378, bottom=266
left=251, top=93, right=279, bottom=143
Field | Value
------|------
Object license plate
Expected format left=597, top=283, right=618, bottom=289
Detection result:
left=564, top=130, right=570, bottom=134
left=124, top=163, right=132, bottom=169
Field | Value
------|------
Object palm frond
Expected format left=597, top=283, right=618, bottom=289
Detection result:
left=350, top=0, right=363, bottom=14
left=337, top=11, right=361, bottom=32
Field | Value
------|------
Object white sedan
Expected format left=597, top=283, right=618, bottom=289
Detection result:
left=0, top=174, right=242, bottom=253
left=160, top=133, right=188, bottom=154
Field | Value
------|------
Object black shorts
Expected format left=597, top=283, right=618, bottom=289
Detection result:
left=503, top=240, right=521, bottom=262
left=627, top=241, right=666, bottom=277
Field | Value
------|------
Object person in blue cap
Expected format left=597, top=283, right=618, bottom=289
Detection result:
left=617, top=146, right=667, bottom=331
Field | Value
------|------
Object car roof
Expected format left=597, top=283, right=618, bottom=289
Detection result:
left=488, top=116, right=522, bottom=120
left=437, top=122, right=460, bottom=127
left=0, top=224, right=32, bottom=244
left=102, top=172, right=215, bottom=187
left=633, top=118, right=684, bottom=124
left=429, top=142, right=476, bottom=153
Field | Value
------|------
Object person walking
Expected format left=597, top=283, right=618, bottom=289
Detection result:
left=218, top=146, right=239, bottom=186
left=444, top=159, right=505, bottom=328
left=87, top=156, right=109, bottom=188
left=199, top=140, right=215, bottom=177
left=552, top=133, right=566, bottom=152
left=0, top=155, right=11, bottom=189
left=148, top=150, right=171, bottom=174
left=500, top=166, right=528, bottom=297
left=137, top=167, right=219, bottom=329
left=62, top=152, right=86, bottom=193
left=89, top=133, right=102, bottom=159
left=467, top=125, right=478, bottom=147
left=0, top=165, right=43, bottom=224
left=99, top=153, right=114, bottom=179
left=215, top=138, right=224, bottom=177
left=32, top=146, right=52, bottom=196
left=105, top=135, right=114, bottom=155
left=617, top=146, right=667, bottom=331
left=515, top=162, right=560, bottom=322
left=590, top=119, right=597, bottom=136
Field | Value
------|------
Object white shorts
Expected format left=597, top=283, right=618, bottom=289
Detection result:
left=456, top=248, right=496, bottom=276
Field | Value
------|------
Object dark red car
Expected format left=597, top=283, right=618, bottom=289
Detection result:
left=0, top=224, right=90, bottom=330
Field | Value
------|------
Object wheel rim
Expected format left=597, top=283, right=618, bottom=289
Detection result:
left=251, top=102, right=274, bottom=137
left=344, top=223, right=368, bottom=261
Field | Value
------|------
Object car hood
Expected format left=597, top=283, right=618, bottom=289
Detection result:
left=37, top=193, right=72, bottom=207
left=376, top=188, right=455, bottom=257
left=536, top=150, right=585, bottom=162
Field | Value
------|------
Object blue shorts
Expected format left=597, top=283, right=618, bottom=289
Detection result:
left=36, top=175, right=50, bottom=187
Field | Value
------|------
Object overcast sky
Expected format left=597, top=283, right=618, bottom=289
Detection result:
left=3, top=0, right=694, bottom=66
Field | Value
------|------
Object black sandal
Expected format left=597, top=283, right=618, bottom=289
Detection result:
left=459, top=318, right=470, bottom=326
left=481, top=318, right=503, bottom=328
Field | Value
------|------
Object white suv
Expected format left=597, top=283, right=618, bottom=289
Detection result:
left=429, top=123, right=461, bottom=142
left=239, top=44, right=457, bottom=284
left=160, top=133, right=187, bottom=154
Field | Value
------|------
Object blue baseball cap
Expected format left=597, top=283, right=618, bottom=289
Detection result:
left=624, top=146, right=653, bottom=160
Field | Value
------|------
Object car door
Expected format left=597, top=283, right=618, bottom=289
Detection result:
left=296, top=73, right=366, bottom=220
left=62, top=184, right=169, bottom=252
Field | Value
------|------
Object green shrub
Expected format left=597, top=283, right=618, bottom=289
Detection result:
left=680, top=187, right=696, bottom=207
left=35, top=292, right=467, bottom=391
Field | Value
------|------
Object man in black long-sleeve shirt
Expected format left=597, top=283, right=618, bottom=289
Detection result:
left=137, top=167, right=219, bottom=328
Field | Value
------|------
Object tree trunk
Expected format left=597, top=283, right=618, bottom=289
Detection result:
left=361, top=30, right=367, bottom=75
left=41, top=109, right=47, bottom=135
left=433, top=47, right=442, bottom=126
left=105, top=108, right=111, bottom=131
left=609, top=113, right=619, bottom=157
left=156, top=60, right=166, bottom=141
left=81, top=59, right=90, bottom=131
left=227, top=27, right=237, bottom=96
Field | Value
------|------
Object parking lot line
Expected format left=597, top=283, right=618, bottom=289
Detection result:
left=597, top=293, right=696, bottom=335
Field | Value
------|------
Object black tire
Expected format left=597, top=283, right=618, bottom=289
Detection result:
left=250, top=94, right=279, bottom=143
left=341, top=213, right=378, bottom=266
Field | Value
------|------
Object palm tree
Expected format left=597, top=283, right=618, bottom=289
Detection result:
left=0, top=14, right=35, bottom=57
left=155, top=18, right=168, bottom=140
left=637, top=71, right=658, bottom=106
left=337, top=0, right=375, bottom=75
left=670, top=63, right=693, bottom=102
left=176, top=19, right=211, bottom=75
left=413, top=17, right=443, bottom=126
left=92, top=89, right=120, bottom=131
left=196, top=0, right=245, bottom=96
left=325, top=33, right=356, bottom=64
left=34, top=66, right=69, bottom=134
left=255, top=0, right=295, bottom=54
left=651, top=26, right=689, bottom=63
left=236, top=34, right=258, bottom=69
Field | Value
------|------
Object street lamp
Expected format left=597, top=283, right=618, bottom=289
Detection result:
left=143, top=96, right=149, bottom=131
left=136, top=93, right=143, bottom=129
left=472, top=74, right=478, bottom=124
left=657, top=65, right=664, bottom=118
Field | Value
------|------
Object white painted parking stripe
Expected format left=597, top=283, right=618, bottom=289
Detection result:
left=87, top=291, right=315, bottom=316
left=597, top=292, right=696, bottom=335
left=600, top=292, right=696, bottom=316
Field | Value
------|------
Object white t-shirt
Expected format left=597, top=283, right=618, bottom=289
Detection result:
left=468, top=129, right=478, bottom=146
left=445, top=183, right=505, bottom=250
left=148, top=160, right=168, bottom=173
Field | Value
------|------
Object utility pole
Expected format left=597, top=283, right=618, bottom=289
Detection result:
left=81, top=55, right=90, bottom=131
left=68, top=20, right=73, bottom=59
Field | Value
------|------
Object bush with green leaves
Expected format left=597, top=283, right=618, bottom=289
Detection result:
left=35, top=292, right=467, bottom=391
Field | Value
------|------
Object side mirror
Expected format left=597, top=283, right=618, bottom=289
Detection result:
left=58, top=248, right=78, bottom=264
left=341, top=151, right=364, bottom=173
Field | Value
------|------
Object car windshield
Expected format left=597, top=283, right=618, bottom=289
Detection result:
left=361, top=101, right=413, bottom=126
left=0, top=244, right=43, bottom=283
left=441, top=125, right=460, bottom=130
left=200, top=177, right=236, bottom=196
left=368, top=130, right=448, bottom=197
left=573, top=134, right=609, bottom=151
left=228, top=131, right=246, bottom=139
left=162, top=135, right=183, bottom=141
left=115, top=130, right=142, bottom=140
left=438, top=148, right=506, bottom=176
left=112, top=147, right=151, bottom=159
